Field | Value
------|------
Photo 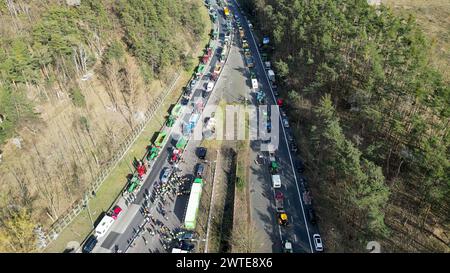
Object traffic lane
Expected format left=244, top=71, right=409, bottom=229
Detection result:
left=248, top=141, right=282, bottom=252
left=233, top=2, right=315, bottom=252
left=272, top=116, right=311, bottom=253
left=229, top=32, right=283, bottom=251
left=110, top=138, right=175, bottom=251
left=219, top=9, right=283, bottom=252
left=95, top=142, right=171, bottom=252
left=127, top=130, right=212, bottom=252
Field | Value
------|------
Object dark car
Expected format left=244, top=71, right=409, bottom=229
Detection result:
left=297, top=160, right=305, bottom=173
left=184, top=86, right=192, bottom=97
left=196, top=163, right=205, bottom=177
left=179, top=240, right=195, bottom=251
left=181, top=96, right=189, bottom=105
left=267, top=122, right=271, bottom=133
left=177, top=231, right=195, bottom=241
left=308, top=207, right=317, bottom=225
left=197, top=147, right=207, bottom=160
left=82, top=235, right=98, bottom=253
left=291, top=143, right=298, bottom=152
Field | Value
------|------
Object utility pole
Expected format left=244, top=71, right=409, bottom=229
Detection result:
left=83, top=195, right=94, bottom=228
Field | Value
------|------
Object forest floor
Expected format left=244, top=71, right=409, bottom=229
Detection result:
left=383, top=0, right=450, bottom=81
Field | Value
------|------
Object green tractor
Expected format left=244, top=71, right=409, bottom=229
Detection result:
left=147, top=145, right=160, bottom=161
left=166, top=115, right=175, bottom=127
left=270, top=161, right=279, bottom=174
left=127, top=174, right=141, bottom=193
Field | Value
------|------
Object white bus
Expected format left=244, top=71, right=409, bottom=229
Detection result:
left=184, top=179, right=203, bottom=230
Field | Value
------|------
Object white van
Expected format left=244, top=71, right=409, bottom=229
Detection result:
left=251, top=78, right=258, bottom=90
left=95, top=215, right=115, bottom=238
left=206, top=81, right=214, bottom=92
left=272, top=175, right=281, bottom=188
left=267, top=69, right=275, bottom=82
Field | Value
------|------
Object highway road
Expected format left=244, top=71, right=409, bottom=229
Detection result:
left=87, top=0, right=320, bottom=253
left=229, top=0, right=321, bottom=253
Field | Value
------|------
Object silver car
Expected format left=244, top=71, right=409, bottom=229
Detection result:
left=161, top=167, right=172, bottom=183
left=313, top=234, right=323, bottom=252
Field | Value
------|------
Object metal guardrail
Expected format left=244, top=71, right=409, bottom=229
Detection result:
left=40, top=72, right=181, bottom=250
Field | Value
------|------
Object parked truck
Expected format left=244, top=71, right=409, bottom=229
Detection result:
left=267, top=69, right=276, bottom=82
left=239, top=28, right=245, bottom=39
left=220, top=44, right=228, bottom=62
left=272, top=174, right=281, bottom=188
left=147, top=145, right=160, bottom=160
left=245, top=56, right=254, bottom=68
left=275, top=195, right=284, bottom=212
left=251, top=78, right=258, bottom=91
left=176, top=136, right=188, bottom=150
left=126, top=174, right=141, bottom=193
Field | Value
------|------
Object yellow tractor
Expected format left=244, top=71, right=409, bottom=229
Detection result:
left=278, top=211, right=289, bottom=226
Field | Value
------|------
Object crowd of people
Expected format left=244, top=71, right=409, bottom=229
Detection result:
left=125, top=169, right=195, bottom=252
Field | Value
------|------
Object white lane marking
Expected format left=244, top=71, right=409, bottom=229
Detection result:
left=233, top=0, right=314, bottom=253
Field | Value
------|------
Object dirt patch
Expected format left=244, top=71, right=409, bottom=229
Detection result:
left=231, top=140, right=255, bottom=253
left=206, top=145, right=237, bottom=253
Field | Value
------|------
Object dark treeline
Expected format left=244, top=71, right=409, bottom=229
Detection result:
left=0, top=0, right=205, bottom=145
left=240, top=0, right=449, bottom=251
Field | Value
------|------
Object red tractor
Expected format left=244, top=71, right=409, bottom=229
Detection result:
left=137, top=162, right=147, bottom=180
left=170, top=149, right=181, bottom=164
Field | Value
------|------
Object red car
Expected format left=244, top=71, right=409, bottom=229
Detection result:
left=275, top=191, right=284, bottom=200
left=277, top=99, right=283, bottom=107
left=110, top=205, right=122, bottom=220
